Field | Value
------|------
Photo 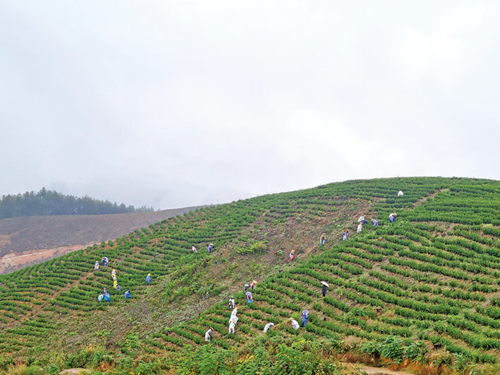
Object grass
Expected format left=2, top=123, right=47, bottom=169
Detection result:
left=1, top=177, right=500, bottom=373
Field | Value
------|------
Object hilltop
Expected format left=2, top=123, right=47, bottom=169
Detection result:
left=0, top=206, right=204, bottom=274
left=1, top=177, right=500, bottom=375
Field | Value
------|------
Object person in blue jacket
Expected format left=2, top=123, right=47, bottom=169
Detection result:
left=124, top=290, right=131, bottom=299
left=146, top=273, right=151, bottom=284
left=302, top=310, right=309, bottom=326
left=104, top=293, right=111, bottom=303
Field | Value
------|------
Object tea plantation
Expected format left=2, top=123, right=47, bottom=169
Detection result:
left=1, top=177, right=500, bottom=374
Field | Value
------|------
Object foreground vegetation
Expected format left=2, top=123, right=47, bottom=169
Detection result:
left=1, top=177, right=500, bottom=374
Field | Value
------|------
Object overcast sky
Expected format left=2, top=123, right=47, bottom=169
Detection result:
left=1, top=1, right=499, bottom=209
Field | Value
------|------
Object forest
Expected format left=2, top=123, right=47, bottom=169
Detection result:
left=0, top=188, right=154, bottom=219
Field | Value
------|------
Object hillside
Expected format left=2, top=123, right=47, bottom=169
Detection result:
left=1, top=177, right=500, bottom=374
left=0, top=206, right=203, bottom=274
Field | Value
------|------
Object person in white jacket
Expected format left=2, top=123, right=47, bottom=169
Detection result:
left=263, top=323, right=274, bottom=332
left=290, top=319, right=300, bottom=330
left=357, top=223, right=363, bottom=233
left=205, top=328, right=213, bottom=343
left=398, top=191, right=404, bottom=197
left=228, top=322, right=235, bottom=334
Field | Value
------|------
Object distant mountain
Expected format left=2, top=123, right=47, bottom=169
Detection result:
left=0, top=188, right=154, bottom=219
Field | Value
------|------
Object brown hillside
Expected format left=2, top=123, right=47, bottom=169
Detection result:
left=0, top=206, right=204, bottom=274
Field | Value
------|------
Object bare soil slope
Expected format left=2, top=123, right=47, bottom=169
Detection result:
left=0, top=206, right=204, bottom=274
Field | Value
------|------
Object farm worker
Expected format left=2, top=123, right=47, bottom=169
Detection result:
left=231, top=307, right=238, bottom=319
left=94, top=261, right=99, bottom=271
left=116, top=284, right=121, bottom=291
left=124, top=290, right=131, bottom=299
left=263, top=323, right=275, bottom=332
left=246, top=291, right=253, bottom=304
left=111, top=269, right=116, bottom=278
left=302, top=310, right=309, bottom=326
left=103, top=288, right=107, bottom=295
left=205, top=328, right=213, bottom=343
left=250, top=280, right=257, bottom=289
left=192, top=246, right=197, bottom=252
left=98, top=294, right=104, bottom=302
left=342, top=230, right=349, bottom=241
left=372, top=219, right=379, bottom=227
left=357, top=223, right=363, bottom=234
left=207, top=243, right=214, bottom=253
left=102, top=257, right=108, bottom=267
left=228, top=321, right=235, bottom=334
left=389, top=213, right=397, bottom=223
left=290, top=249, right=295, bottom=261
left=104, top=293, right=110, bottom=303
left=146, top=274, right=151, bottom=284
left=321, top=283, right=328, bottom=298
left=228, top=297, right=235, bottom=309
left=244, top=284, right=250, bottom=292
left=398, top=191, right=404, bottom=197
left=358, top=216, right=368, bottom=224
left=290, top=318, right=300, bottom=330
left=320, top=233, right=327, bottom=245
left=113, top=280, right=117, bottom=289
left=229, top=315, right=239, bottom=325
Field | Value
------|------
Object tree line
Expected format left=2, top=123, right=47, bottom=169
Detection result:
left=0, top=188, right=154, bottom=219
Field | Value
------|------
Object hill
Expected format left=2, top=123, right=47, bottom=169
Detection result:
left=1, top=177, right=500, bottom=374
left=0, top=207, right=204, bottom=274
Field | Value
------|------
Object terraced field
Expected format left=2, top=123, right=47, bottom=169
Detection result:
left=1, top=177, right=500, bottom=374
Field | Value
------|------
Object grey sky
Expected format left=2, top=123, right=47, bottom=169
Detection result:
left=1, top=1, right=499, bottom=209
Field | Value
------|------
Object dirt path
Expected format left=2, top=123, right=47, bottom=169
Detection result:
left=0, top=245, right=90, bottom=274
left=59, top=369, right=90, bottom=375
left=356, top=364, right=415, bottom=375
left=412, top=188, right=448, bottom=208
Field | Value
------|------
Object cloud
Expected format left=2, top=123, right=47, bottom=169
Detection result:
left=399, top=5, right=485, bottom=72
left=1, top=1, right=500, bottom=210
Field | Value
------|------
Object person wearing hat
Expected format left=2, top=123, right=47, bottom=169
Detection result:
left=320, top=233, right=327, bottom=245
left=246, top=291, right=253, bottom=304
left=342, top=230, right=349, bottom=241
left=146, top=273, right=151, bottom=284
left=290, top=249, right=295, bottom=261
left=322, top=283, right=327, bottom=298
left=205, top=328, right=214, bottom=343
left=263, top=323, right=274, bottom=333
